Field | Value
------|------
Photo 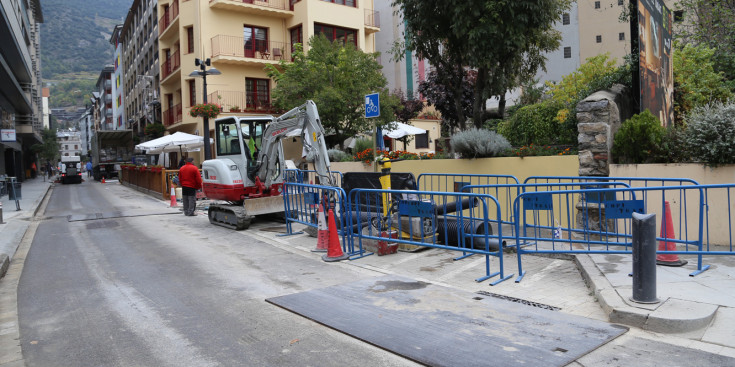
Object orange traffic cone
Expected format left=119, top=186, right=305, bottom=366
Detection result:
left=322, top=208, right=349, bottom=262
left=312, top=204, right=328, bottom=253
left=170, top=187, right=178, bottom=207
left=656, top=201, right=688, bottom=266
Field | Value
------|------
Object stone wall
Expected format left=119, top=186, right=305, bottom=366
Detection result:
left=576, top=84, right=632, bottom=176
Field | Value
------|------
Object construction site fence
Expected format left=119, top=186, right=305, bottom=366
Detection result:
left=348, top=188, right=512, bottom=285
left=282, top=181, right=359, bottom=258
left=510, top=183, right=735, bottom=282
left=284, top=169, right=343, bottom=188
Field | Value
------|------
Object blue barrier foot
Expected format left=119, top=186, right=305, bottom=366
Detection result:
left=490, top=274, right=513, bottom=286
left=475, top=271, right=500, bottom=283
left=277, top=231, right=304, bottom=237
left=349, top=252, right=374, bottom=260
left=515, top=271, right=527, bottom=283
left=689, top=264, right=710, bottom=277
left=454, top=252, right=474, bottom=261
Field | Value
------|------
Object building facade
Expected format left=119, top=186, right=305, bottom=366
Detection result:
left=110, top=25, right=127, bottom=130
left=56, top=130, right=82, bottom=157
left=94, top=67, right=115, bottom=131
left=121, top=0, right=161, bottom=138
left=0, top=0, right=43, bottom=180
left=157, top=0, right=379, bottom=159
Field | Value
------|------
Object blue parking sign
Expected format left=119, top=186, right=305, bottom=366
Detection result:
left=365, top=93, right=380, bottom=118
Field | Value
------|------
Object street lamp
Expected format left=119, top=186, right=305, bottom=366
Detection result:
left=189, top=58, right=221, bottom=160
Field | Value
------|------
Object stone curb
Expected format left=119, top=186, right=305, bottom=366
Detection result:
left=574, top=254, right=717, bottom=333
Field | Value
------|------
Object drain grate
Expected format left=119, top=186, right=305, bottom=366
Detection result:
left=475, top=291, right=561, bottom=311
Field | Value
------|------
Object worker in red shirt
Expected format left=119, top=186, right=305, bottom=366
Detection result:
left=179, top=157, right=202, bottom=216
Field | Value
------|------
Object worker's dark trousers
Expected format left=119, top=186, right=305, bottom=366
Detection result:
left=182, top=186, right=197, bottom=216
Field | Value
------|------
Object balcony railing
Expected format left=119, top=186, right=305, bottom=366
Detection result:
left=161, top=51, right=181, bottom=80
left=163, top=103, right=183, bottom=126
left=208, top=90, right=280, bottom=114
left=159, top=0, right=180, bottom=33
left=211, top=35, right=291, bottom=61
left=365, top=9, right=380, bottom=28
left=209, top=0, right=288, bottom=11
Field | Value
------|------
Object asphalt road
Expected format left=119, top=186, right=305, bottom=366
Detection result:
left=17, top=180, right=418, bottom=367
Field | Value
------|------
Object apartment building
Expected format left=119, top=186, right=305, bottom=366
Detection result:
left=56, top=130, right=83, bottom=157
left=110, top=25, right=127, bottom=130
left=0, top=0, right=43, bottom=180
left=121, top=0, right=161, bottom=138
left=157, top=0, right=380, bottom=157
left=94, top=66, right=115, bottom=131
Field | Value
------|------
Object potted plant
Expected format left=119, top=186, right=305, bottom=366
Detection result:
left=189, top=103, right=222, bottom=119
left=230, top=105, right=241, bottom=113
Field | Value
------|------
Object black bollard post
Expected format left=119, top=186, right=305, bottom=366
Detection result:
left=630, top=212, right=660, bottom=304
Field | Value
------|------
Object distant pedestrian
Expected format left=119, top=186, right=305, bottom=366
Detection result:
left=31, top=162, right=37, bottom=178
left=178, top=156, right=186, bottom=169
left=178, top=157, right=202, bottom=216
left=86, top=161, right=93, bottom=177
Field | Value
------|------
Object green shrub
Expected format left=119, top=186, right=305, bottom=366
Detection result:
left=353, top=138, right=373, bottom=154
left=683, top=101, right=735, bottom=165
left=612, top=110, right=666, bottom=164
left=498, top=102, right=571, bottom=146
left=327, top=149, right=351, bottom=162
left=451, top=128, right=511, bottom=158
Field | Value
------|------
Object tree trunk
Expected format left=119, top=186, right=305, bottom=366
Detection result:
left=472, top=67, right=488, bottom=129
left=497, top=93, right=506, bottom=120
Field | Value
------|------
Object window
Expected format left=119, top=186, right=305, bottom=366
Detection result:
left=188, top=80, right=196, bottom=107
left=619, top=32, right=625, bottom=41
left=414, top=132, right=429, bottom=149
left=594, top=1, right=600, bottom=9
left=186, top=26, right=194, bottom=53
left=290, top=26, right=302, bottom=55
left=562, top=13, right=570, bottom=25
left=618, top=0, right=623, bottom=5
left=244, top=25, right=268, bottom=58
left=563, top=47, right=571, bottom=59
left=314, top=24, right=357, bottom=46
left=245, top=78, right=270, bottom=110
left=674, top=10, right=684, bottom=22
left=321, top=0, right=355, bottom=7
left=596, top=35, right=602, bottom=43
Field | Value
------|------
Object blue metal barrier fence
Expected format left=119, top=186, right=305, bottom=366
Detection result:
left=349, top=188, right=512, bottom=285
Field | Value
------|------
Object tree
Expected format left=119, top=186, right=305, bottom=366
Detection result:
left=673, top=43, right=733, bottom=124
left=144, top=123, right=166, bottom=139
left=418, top=69, right=475, bottom=131
left=392, top=89, right=424, bottom=123
left=266, top=36, right=398, bottom=147
left=676, top=0, right=735, bottom=88
left=392, top=0, right=570, bottom=129
left=31, top=129, right=60, bottom=164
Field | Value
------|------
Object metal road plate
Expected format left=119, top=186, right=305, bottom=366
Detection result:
left=267, top=275, right=627, bottom=367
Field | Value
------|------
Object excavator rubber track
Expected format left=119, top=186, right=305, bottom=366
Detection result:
left=208, top=204, right=253, bottom=230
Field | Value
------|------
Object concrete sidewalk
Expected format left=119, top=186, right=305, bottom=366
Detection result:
left=0, top=176, right=53, bottom=277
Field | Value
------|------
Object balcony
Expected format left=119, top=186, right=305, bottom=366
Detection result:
left=208, top=0, right=293, bottom=19
left=211, top=35, right=291, bottom=65
left=161, top=51, right=181, bottom=82
left=208, top=90, right=281, bottom=114
left=159, top=0, right=180, bottom=39
left=364, top=9, right=380, bottom=34
left=163, top=103, right=183, bottom=127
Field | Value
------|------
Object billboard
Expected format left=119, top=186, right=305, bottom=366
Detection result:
left=638, top=0, right=674, bottom=126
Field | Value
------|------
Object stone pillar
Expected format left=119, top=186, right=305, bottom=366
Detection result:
left=574, top=86, right=628, bottom=236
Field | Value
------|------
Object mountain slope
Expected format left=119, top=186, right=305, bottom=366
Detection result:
left=40, top=0, right=131, bottom=81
